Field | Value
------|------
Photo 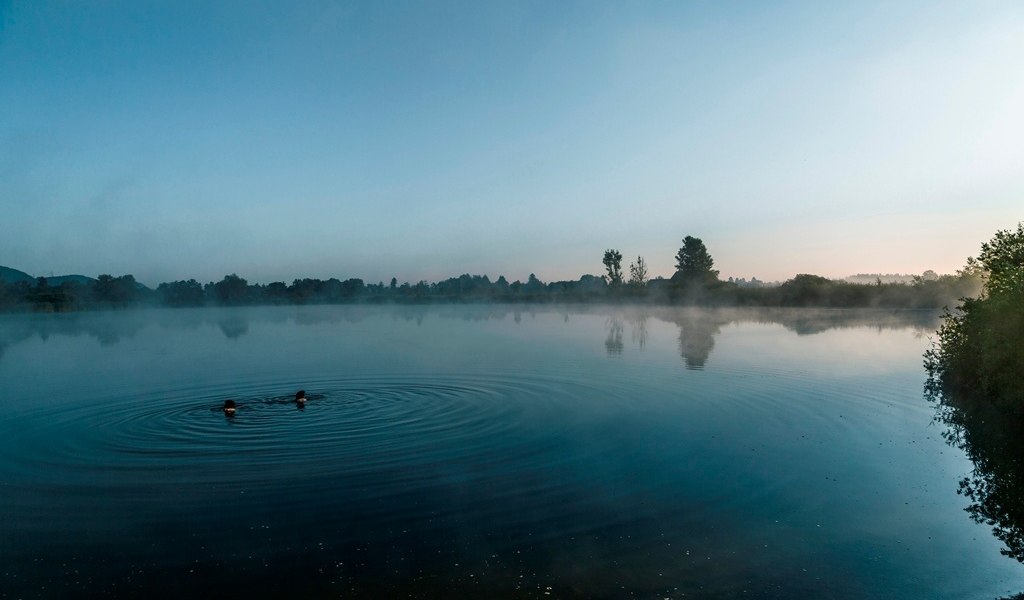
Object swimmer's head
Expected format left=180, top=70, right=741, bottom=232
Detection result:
left=295, top=390, right=306, bottom=403
left=223, top=399, right=236, bottom=413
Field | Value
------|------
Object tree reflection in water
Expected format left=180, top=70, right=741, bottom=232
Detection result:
left=217, top=315, right=250, bottom=339
left=600, top=309, right=723, bottom=368
left=604, top=317, right=624, bottom=355
left=629, top=313, right=648, bottom=351
left=928, top=380, right=1024, bottom=564
left=595, top=307, right=939, bottom=372
left=672, top=311, right=724, bottom=370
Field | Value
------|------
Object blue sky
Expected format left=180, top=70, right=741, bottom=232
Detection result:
left=2, top=0, right=1021, bottom=286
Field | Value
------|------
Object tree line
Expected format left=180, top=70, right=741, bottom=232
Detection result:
left=599, top=235, right=980, bottom=308
left=0, top=235, right=981, bottom=312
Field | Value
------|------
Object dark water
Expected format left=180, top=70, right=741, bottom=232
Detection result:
left=0, top=305, right=1021, bottom=598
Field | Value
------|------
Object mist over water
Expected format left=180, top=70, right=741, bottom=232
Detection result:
left=1, top=305, right=1020, bottom=598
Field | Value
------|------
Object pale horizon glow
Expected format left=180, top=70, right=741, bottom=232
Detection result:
left=2, top=1, right=1022, bottom=287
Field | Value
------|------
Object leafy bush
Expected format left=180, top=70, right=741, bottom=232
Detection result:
left=927, top=223, right=1024, bottom=411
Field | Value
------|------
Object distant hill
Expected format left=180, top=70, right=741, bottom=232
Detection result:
left=0, top=266, right=34, bottom=284
left=0, top=266, right=101, bottom=287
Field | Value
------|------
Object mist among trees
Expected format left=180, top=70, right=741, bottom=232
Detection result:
left=0, top=234, right=983, bottom=313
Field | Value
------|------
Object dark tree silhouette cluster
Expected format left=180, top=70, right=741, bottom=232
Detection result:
left=673, top=236, right=719, bottom=284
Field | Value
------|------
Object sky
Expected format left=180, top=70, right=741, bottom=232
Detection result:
left=2, top=0, right=1022, bottom=286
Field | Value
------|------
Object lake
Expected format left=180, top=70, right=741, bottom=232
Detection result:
left=1, top=305, right=1021, bottom=598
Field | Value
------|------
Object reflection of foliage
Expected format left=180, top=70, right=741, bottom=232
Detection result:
left=605, top=318, right=624, bottom=355
left=602, top=313, right=649, bottom=355
left=929, top=384, right=1024, bottom=562
left=591, top=306, right=936, bottom=370
left=629, top=314, right=648, bottom=350
left=673, top=311, right=725, bottom=370
left=217, top=316, right=250, bottom=339
left=0, top=313, right=147, bottom=350
left=926, top=223, right=1024, bottom=562
left=759, top=309, right=936, bottom=336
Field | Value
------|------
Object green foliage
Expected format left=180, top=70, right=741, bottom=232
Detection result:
left=777, top=274, right=835, bottom=305
left=979, top=223, right=1024, bottom=299
left=721, top=271, right=979, bottom=309
left=929, top=383, right=1024, bottom=563
left=928, top=223, right=1024, bottom=410
left=925, top=224, right=1024, bottom=563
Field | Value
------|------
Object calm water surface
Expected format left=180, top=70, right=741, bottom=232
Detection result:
left=1, top=305, right=1021, bottom=598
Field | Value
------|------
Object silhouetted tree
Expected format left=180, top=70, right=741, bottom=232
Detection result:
left=778, top=274, right=834, bottom=306
left=340, top=278, right=364, bottom=298
left=94, top=275, right=116, bottom=304
left=673, top=236, right=718, bottom=284
left=93, top=274, right=138, bottom=306
left=289, top=278, right=325, bottom=303
left=578, top=274, right=607, bottom=292
left=214, top=274, right=249, bottom=305
left=26, top=277, right=74, bottom=311
left=603, top=249, right=623, bottom=288
left=264, top=281, right=289, bottom=303
left=158, top=279, right=205, bottom=307
left=628, top=256, right=648, bottom=288
left=525, top=273, right=544, bottom=294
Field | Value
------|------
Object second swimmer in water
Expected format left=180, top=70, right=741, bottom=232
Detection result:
left=295, top=390, right=306, bottom=405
